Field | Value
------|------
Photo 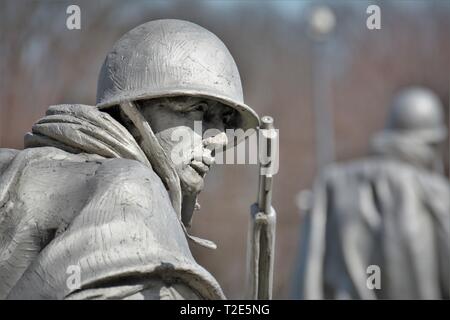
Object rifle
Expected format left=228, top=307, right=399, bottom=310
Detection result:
left=246, top=115, right=278, bottom=300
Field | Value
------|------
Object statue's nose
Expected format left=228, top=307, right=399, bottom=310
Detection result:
left=203, top=132, right=228, bottom=150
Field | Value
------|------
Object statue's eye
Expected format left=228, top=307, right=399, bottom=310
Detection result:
left=191, top=102, right=208, bottom=113
left=223, top=109, right=237, bottom=128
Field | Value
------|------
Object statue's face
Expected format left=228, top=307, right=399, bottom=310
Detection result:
left=139, top=97, right=239, bottom=195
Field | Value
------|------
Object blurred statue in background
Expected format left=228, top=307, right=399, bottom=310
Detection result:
left=0, top=19, right=259, bottom=299
left=294, top=87, right=449, bottom=299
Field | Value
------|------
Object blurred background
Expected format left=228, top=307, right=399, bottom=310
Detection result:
left=0, top=0, right=449, bottom=299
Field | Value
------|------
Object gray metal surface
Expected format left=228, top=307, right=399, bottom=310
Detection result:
left=246, top=116, right=277, bottom=300
left=96, top=19, right=259, bottom=132
left=1, top=104, right=225, bottom=299
left=386, top=86, right=447, bottom=142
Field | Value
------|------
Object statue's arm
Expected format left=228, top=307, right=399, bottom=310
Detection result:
left=6, top=157, right=222, bottom=300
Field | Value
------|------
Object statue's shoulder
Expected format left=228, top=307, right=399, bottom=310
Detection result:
left=322, top=157, right=449, bottom=197
left=323, top=156, right=414, bottom=178
left=89, top=157, right=165, bottom=194
left=0, top=148, right=19, bottom=173
left=0, top=146, right=159, bottom=199
left=46, top=103, right=98, bottom=113
left=0, top=146, right=104, bottom=174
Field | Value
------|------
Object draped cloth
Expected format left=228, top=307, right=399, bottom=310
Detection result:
left=25, top=104, right=151, bottom=166
left=295, top=133, right=450, bottom=299
left=0, top=104, right=224, bottom=299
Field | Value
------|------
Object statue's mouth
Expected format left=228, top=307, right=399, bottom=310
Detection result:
left=186, top=145, right=215, bottom=178
left=189, top=160, right=210, bottom=176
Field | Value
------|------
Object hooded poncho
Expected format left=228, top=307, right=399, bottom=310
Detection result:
left=0, top=104, right=224, bottom=299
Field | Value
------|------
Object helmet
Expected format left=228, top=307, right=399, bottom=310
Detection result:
left=385, top=87, right=447, bottom=143
left=96, top=19, right=259, bottom=132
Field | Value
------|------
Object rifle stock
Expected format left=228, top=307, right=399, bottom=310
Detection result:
left=246, top=116, right=277, bottom=300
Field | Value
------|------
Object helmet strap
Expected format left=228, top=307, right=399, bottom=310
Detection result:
left=120, top=101, right=216, bottom=249
left=120, top=101, right=182, bottom=218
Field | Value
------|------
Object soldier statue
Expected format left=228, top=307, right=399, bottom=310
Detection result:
left=0, top=19, right=260, bottom=299
left=294, top=87, right=449, bottom=299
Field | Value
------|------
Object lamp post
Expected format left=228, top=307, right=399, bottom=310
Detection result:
left=308, top=5, right=336, bottom=172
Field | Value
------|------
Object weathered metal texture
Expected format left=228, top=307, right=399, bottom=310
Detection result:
left=1, top=104, right=225, bottom=299
left=96, top=19, right=259, bottom=132
left=386, top=86, right=447, bottom=142
left=246, top=116, right=277, bottom=300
